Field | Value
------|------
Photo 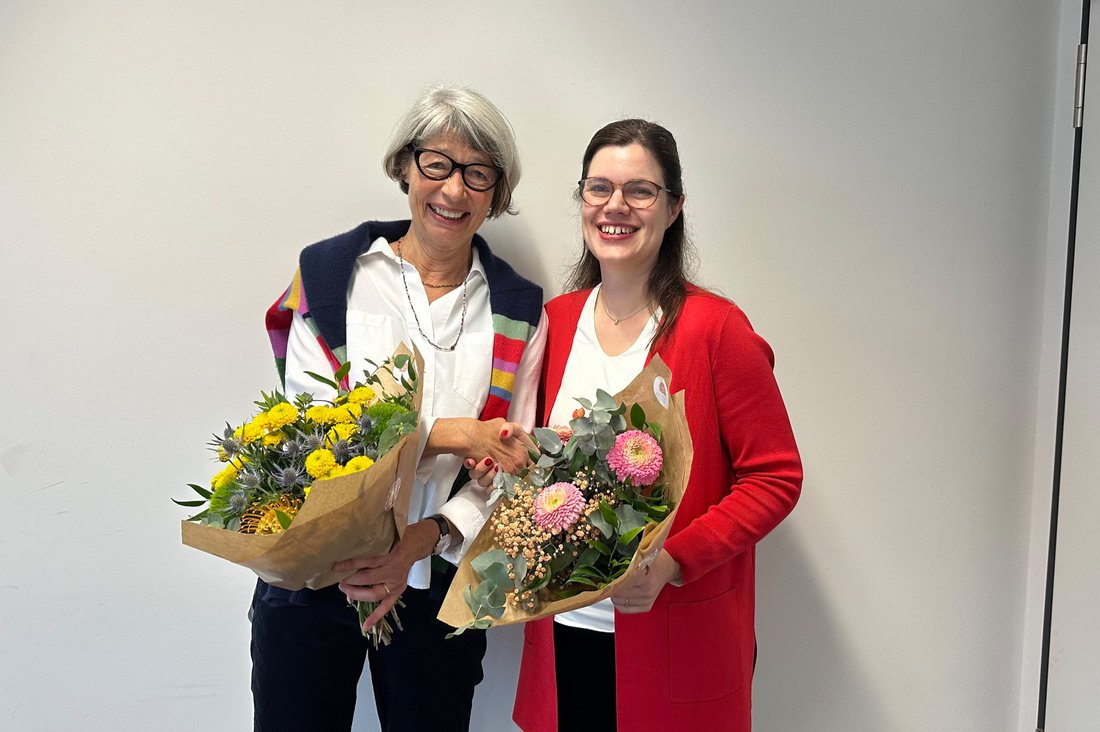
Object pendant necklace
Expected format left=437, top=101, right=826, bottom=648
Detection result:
left=395, top=238, right=467, bottom=352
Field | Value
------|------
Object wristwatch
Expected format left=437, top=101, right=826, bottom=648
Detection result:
left=428, top=514, right=453, bottom=556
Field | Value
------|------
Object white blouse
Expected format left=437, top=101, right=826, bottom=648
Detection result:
left=548, top=284, right=658, bottom=633
left=284, top=235, right=547, bottom=589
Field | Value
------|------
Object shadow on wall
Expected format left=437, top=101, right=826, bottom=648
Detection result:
left=754, top=524, right=892, bottom=731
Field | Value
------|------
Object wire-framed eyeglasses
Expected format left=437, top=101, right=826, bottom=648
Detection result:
left=411, top=147, right=503, bottom=192
left=578, top=177, right=676, bottom=209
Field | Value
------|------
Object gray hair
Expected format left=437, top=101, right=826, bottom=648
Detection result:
left=382, top=86, right=521, bottom=218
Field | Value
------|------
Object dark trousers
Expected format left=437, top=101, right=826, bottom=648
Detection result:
left=553, top=621, right=616, bottom=731
left=250, top=574, right=486, bottom=731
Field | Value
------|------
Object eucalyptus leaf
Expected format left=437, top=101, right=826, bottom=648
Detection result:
left=512, top=553, right=528, bottom=586
left=589, top=510, right=613, bottom=539
left=472, top=548, right=510, bottom=575
left=533, top=427, right=563, bottom=454
left=594, top=389, right=617, bottom=411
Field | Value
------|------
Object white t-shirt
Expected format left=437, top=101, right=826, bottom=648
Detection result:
left=549, top=284, right=658, bottom=633
left=284, top=235, right=547, bottom=589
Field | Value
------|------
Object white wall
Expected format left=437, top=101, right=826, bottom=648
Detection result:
left=0, top=2, right=1069, bottom=730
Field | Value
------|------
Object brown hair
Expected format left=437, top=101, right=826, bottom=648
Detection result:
left=565, top=119, right=693, bottom=347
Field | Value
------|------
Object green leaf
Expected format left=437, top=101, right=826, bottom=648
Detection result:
left=630, top=403, right=646, bottom=429
left=172, top=498, right=207, bottom=507
left=575, top=397, right=593, bottom=410
left=590, top=539, right=612, bottom=557
left=333, top=362, right=351, bottom=385
left=187, top=483, right=213, bottom=499
left=533, top=428, right=563, bottom=455
left=594, top=389, right=617, bottom=411
left=619, top=526, right=646, bottom=546
left=589, top=510, right=613, bottom=539
left=599, top=500, right=618, bottom=529
left=274, top=510, right=293, bottom=531
left=393, top=353, right=410, bottom=369
left=615, top=504, right=648, bottom=536
left=648, top=422, right=663, bottom=443
left=303, top=370, right=338, bottom=390
left=471, top=548, right=510, bottom=575
left=576, top=547, right=601, bottom=567
left=511, top=553, right=528, bottom=586
left=563, top=575, right=602, bottom=589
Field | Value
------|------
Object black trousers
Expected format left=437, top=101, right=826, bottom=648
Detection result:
left=250, top=572, right=486, bottom=731
left=553, top=621, right=616, bottom=731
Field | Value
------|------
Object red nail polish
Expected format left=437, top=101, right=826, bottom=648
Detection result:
left=500, top=429, right=509, bottom=438
left=485, top=457, right=494, bottom=467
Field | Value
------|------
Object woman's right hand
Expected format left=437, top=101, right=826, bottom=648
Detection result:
left=427, top=416, right=535, bottom=474
left=464, top=456, right=499, bottom=488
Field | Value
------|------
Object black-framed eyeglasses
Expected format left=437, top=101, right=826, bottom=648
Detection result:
left=578, top=177, right=676, bottom=209
left=411, top=147, right=503, bottom=192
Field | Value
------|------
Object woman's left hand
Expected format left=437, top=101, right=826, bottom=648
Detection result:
left=610, top=549, right=682, bottom=614
left=333, top=519, right=439, bottom=631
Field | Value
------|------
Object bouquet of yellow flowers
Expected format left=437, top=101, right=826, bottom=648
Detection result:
left=439, top=355, right=692, bottom=633
left=177, top=346, right=423, bottom=648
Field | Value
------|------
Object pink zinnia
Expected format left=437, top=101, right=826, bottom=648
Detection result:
left=607, top=430, right=663, bottom=487
left=532, top=482, right=586, bottom=534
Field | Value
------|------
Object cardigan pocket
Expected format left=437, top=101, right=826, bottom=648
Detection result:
left=666, top=586, right=744, bottom=703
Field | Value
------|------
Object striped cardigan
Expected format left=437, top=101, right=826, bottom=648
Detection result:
left=264, top=220, right=543, bottom=421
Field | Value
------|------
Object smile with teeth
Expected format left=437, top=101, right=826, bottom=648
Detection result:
left=430, top=204, right=466, bottom=221
left=599, top=225, right=638, bottom=235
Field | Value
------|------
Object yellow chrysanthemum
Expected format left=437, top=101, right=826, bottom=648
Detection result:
left=343, top=456, right=375, bottom=475
left=263, top=402, right=299, bottom=430
left=211, top=462, right=240, bottom=489
left=305, top=449, right=338, bottom=479
left=239, top=495, right=303, bottom=535
left=329, top=404, right=358, bottom=424
left=305, top=405, right=339, bottom=425
left=347, top=386, right=376, bottom=405
left=262, top=430, right=285, bottom=447
left=234, top=420, right=265, bottom=445
left=326, top=423, right=358, bottom=445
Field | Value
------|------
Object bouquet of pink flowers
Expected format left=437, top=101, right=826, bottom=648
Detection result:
left=439, top=356, right=692, bottom=633
left=177, top=347, right=423, bottom=648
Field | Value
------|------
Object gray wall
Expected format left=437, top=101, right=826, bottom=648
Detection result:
left=0, top=2, right=1071, bottom=730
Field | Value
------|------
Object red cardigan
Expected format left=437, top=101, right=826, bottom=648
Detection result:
left=512, top=286, right=803, bottom=732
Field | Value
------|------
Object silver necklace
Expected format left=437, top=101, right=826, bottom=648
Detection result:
left=395, top=238, right=468, bottom=352
left=599, top=289, right=651, bottom=325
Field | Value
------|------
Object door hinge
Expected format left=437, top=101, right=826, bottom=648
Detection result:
left=1074, top=43, right=1087, bottom=128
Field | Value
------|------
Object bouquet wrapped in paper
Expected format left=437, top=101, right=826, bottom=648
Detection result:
left=439, top=355, right=692, bottom=633
left=177, top=345, right=423, bottom=647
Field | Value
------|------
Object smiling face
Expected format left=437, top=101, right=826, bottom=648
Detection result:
left=403, top=131, right=495, bottom=255
left=580, top=143, right=684, bottom=279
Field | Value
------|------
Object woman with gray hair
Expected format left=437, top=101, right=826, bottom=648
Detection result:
left=253, top=86, right=546, bottom=731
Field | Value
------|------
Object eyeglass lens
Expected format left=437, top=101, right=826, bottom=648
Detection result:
left=414, top=148, right=500, bottom=191
left=580, top=178, right=662, bottom=208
